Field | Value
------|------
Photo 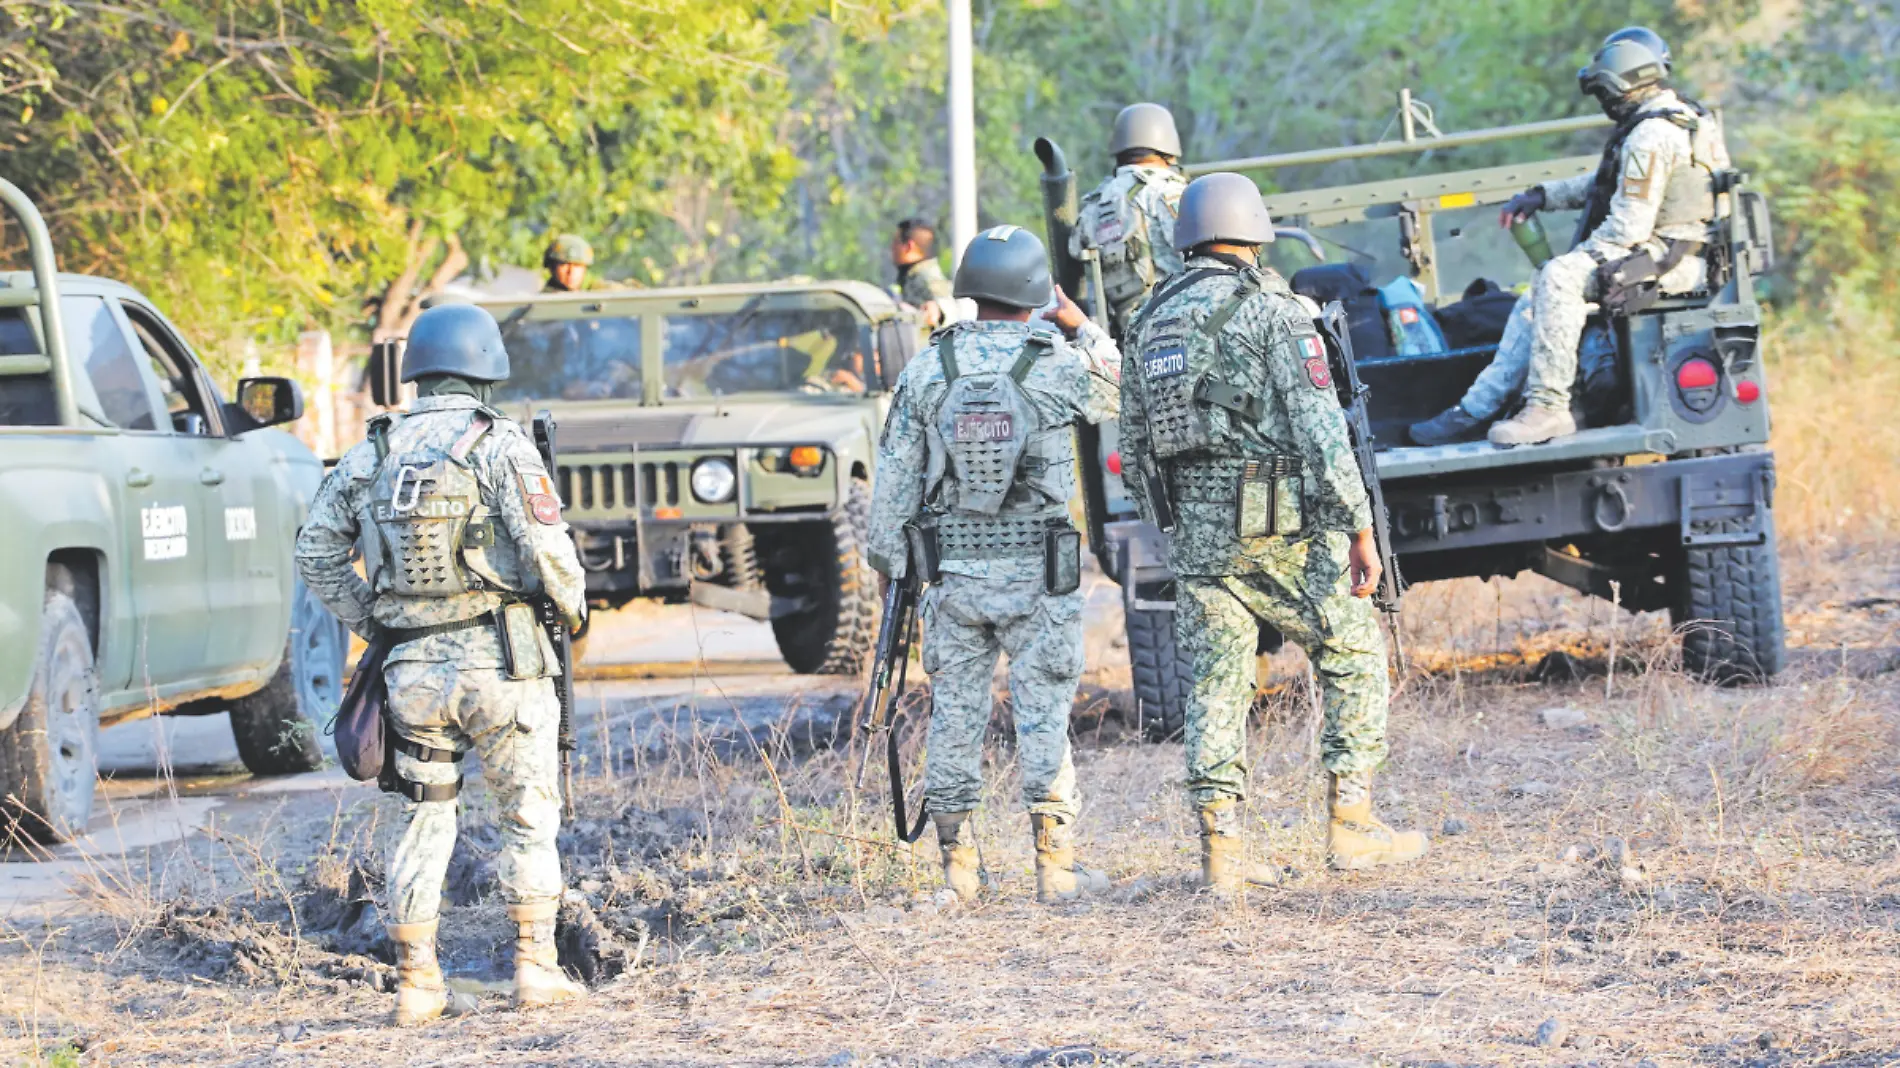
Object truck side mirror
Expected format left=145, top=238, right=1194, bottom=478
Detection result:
left=369, top=339, right=404, bottom=408
left=231, top=376, right=305, bottom=432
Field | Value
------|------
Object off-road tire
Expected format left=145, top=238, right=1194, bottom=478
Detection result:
left=771, top=479, right=878, bottom=675
left=0, top=590, right=100, bottom=844
left=1669, top=515, right=1785, bottom=684
left=228, top=579, right=344, bottom=775
left=1128, top=606, right=1192, bottom=742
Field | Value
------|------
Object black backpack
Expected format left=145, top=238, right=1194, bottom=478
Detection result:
left=1290, top=263, right=1391, bottom=360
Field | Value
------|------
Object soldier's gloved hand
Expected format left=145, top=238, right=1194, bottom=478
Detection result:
left=1498, top=187, right=1546, bottom=228
left=1347, top=528, right=1382, bottom=599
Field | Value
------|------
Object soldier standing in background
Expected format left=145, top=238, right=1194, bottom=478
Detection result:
left=1072, top=103, right=1189, bottom=339
left=891, top=217, right=962, bottom=330
left=543, top=233, right=594, bottom=293
left=1408, top=27, right=1731, bottom=447
left=868, top=225, right=1122, bottom=904
left=295, top=304, right=588, bottom=1025
left=1121, top=174, right=1427, bottom=895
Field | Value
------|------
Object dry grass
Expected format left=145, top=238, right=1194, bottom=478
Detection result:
left=1762, top=304, right=1900, bottom=542
left=3, top=350, right=1899, bottom=1065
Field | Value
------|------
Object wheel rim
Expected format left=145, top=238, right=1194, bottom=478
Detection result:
left=44, top=626, right=99, bottom=834
left=291, top=583, right=346, bottom=720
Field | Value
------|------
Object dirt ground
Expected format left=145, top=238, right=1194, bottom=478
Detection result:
left=3, top=537, right=1897, bottom=1066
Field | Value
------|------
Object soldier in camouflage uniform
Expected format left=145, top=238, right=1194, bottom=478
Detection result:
left=1122, top=173, right=1427, bottom=893
left=1409, top=27, right=1731, bottom=448
left=296, top=303, right=588, bottom=1025
left=543, top=233, right=593, bottom=293
left=868, top=225, right=1121, bottom=904
left=1071, top=103, right=1189, bottom=339
left=891, top=218, right=963, bottom=330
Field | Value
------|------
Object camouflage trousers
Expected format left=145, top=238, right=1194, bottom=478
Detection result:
left=920, top=573, right=1084, bottom=822
left=1175, top=531, right=1389, bottom=806
left=382, top=660, right=565, bottom=925
left=1462, top=245, right=1708, bottom=418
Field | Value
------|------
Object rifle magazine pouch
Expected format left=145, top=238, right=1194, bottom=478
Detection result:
left=905, top=516, right=942, bottom=585
left=1236, top=459, right=1303, bottom=539
left=1044, top=524, right=1082, bottom=595
left=497, top=602, right=547, bottom=680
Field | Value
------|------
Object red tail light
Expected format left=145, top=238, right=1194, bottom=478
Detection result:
left=1105, top=451, right=1123, bottom=476
left=1676, top=358, right=1719, bottom=390
left=1735, top=380, right=1761, bottom=404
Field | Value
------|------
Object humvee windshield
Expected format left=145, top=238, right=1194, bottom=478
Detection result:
left=492, top=299, right=872, bottom=404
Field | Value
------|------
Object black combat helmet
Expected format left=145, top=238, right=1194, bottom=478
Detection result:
left=401, top=303, right=512, bottom=384
left=1579, top=36, right=1670, bottom=114
left=1110, top=103, right=1182, bottom=159
left=1603, top=26, right=1671, bottom=73
left=1173, top=172, right=1276, bottom=252
left=953, top=225, right=1054, bottom=309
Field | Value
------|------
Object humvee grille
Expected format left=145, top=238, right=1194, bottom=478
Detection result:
left=558, top=461, right=683, bottom=513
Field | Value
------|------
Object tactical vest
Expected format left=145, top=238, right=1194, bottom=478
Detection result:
left=1575, top=100, right=1722, bottom=247
left=1137, top=267, right=1277, bottom=459
left=361, top=409, right=524, bottom=598
left=920, top=329, right=1073, bottom=558
left=1079, top=169, right=1176, bottom=323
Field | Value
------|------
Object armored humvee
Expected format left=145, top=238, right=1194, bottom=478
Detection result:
left=464, top=282, right=916, bottom=674
left=1052, top=106, right=1783, bottom=738
left=0, top=180, right=346, bottom=841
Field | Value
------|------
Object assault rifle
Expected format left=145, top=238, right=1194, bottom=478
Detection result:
left=1316, top=301, right=1404, bottom=615
left=530, top=410, right=578, bottom=817
left=854, top=562, right=930, bottom=844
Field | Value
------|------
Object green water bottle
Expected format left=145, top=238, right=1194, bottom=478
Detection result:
left=1511, top=215, right=1554, bottom=268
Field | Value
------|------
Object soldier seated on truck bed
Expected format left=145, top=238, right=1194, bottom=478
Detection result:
left=1407, top=26, right=1731, bottom=450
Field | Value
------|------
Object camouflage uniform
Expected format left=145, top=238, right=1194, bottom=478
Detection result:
left=899, top=258, right=963, bottom=328
left=1071, top=164, right=1189, bottom=336
left=1462, top=90, right=1731, bottom=418
left=295, top=393, right=586, bottom=926
left=868, top=318, right=1120, bottom=821
left=1122, top=257, right=1386, bottom=806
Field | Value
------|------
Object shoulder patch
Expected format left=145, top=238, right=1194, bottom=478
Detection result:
left=1621, top=147, right=1657, bottom=199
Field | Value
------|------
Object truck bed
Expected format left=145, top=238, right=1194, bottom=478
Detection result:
left=1374, top=424, right=1672, bottom=481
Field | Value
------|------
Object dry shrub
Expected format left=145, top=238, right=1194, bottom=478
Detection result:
left=1763, top=303, right=1900, bottom=542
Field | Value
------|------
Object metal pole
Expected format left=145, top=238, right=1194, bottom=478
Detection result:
left=1187, top=113, right=1611, bottom=177
left=946, top=0, right=977, bottom=271
left=0, top=178, right=75, bottom=427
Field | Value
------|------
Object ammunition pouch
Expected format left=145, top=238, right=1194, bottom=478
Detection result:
left=1043, top=520, right=1081, bottom=595
left=495, top=602, right=547, bottom=680
left=905, top=514, right=943, bottom=584
left=1171, top=456, right=1303, bottom=539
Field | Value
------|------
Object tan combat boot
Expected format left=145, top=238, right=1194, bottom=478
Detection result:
left=509, top=900, right=585, bottom=1009
left=1487, top=404, right=1576, bottom=447
left=931, top=810, right=983, bottom=904
left=1029, top=813, right=1110, bottom=903
left=1196, top=799, right=1282, bottom=896
left=386, top=920, right=475, bottom=1026
left=1326, top=771, right=1429, bottom=871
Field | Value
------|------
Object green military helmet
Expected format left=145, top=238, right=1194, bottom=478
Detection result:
left=953, top=224, right=1053, bottom=309
left=543, top=233, right=595, bottom=269
left=1578, top=36, right=1670, bottom=106
left=1173, top=172, right=1275, bottom=252
left=401, top=303, right=511, bottom=383
left=1110, top=102, right=1182, bottom=159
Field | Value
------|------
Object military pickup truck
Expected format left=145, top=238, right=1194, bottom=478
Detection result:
left=450, top=281, right=913, bottom=674
left=0, top=181, right=346, bottom=842
left=1054, top=106, right=1783, bottom=738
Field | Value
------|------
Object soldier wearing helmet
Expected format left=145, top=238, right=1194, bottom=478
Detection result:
left=1410, top=27, right=1732, bottom=447
left=867, top=225, right=1122, bottom=905
left=295, top=303, right=588, bottom=1025
left=1121, top=173, right=1428, bottom=895
left=1071, top=102, right=1190, bottom=341
left=542, top=233, right=594, bottom=292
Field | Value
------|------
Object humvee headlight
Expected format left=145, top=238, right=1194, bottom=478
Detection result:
left=690, top=457, right=738, bottom=503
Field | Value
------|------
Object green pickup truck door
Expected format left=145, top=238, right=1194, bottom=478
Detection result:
left=66, top=294, right=216, bottom=685
left=117, top=301, right=285, bottom=674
